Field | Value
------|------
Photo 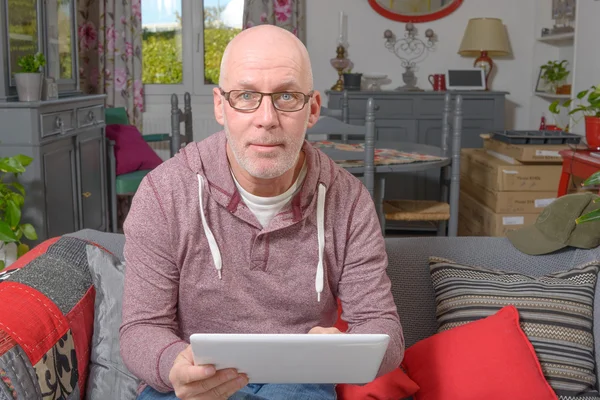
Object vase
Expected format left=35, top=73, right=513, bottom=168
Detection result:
left=342, top=73, right=362, bottom=91
left=584, top=116, right=600, bottom=150
left=14, top=73, right=43, bottom=102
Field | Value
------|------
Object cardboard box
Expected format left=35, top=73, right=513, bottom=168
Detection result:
left=461, top=176, right=556, bottom=213
left=461, top=149, right=562, bottom=192
left=482, top=136, right=568, bottom=163
left=459, top=190, right=539, bottom=237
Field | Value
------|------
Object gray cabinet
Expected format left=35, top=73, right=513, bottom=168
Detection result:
left=326, top=90, right=507, bottom=202
left=0, top=94, right=108, bottom=244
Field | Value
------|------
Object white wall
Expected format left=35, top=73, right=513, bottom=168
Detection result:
left=143, top=0, right=539, bottom=136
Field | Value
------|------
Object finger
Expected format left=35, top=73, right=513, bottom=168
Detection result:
left=308, top=326, right=343, bottom=334
left=179, top=369, right=243, bottom=398
left=173, top=363, right=216, bottom=387
left=202, top=373, right=249, bottom=399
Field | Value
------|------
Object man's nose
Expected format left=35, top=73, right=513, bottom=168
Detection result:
left=254, top=95, right=279, bottom=130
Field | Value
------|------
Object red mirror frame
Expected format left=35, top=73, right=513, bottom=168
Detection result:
left=368, top=0, right=464, bottom=23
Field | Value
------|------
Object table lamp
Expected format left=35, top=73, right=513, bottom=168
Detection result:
left=458, top=18, right=510, bottom=90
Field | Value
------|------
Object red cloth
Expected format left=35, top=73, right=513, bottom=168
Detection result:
left=105, top=124, right=163, bottom=175
left=401, top=305, right=557, bottom=400
left=334, top=298, right=419, bottom=400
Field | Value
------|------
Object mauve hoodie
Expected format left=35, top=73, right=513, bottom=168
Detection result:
left=119, top=131, right=404, bottom=392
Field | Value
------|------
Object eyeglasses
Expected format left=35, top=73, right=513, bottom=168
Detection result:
left=219, top=89, right=314, bottom=112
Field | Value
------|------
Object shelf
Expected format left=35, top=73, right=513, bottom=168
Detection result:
left=536, top=32, right=575, bottom=44
left=535, top=93, right=571, bottom=100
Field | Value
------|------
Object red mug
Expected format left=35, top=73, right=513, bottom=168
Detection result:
left=428, top=74, right=446, bottom=91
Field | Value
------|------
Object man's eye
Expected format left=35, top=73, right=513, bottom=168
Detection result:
left=240, top=92, right=254, bottom=101
left=280, top=93, right=295, bottom=101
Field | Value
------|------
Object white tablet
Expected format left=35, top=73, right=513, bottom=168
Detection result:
left=189, top=333, right=390, bottom=384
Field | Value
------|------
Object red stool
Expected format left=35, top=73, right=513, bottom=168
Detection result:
left=557, top=149, right=600, bottom=196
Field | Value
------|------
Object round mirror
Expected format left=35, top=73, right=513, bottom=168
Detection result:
left=368, top=0, right=464, bottom=23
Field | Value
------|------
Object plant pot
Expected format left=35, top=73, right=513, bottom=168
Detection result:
left=343, top=73, right=362, bottom=91
left=585, top=116, right=600, bottom=150
left=14, top=73, right=43, bottom=102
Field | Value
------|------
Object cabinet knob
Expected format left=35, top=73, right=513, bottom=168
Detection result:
left=82, top=192, right=92, bottom=198
left=55, top=116, right=63, bottom=130
left=87, top=110, right=96, bottom=123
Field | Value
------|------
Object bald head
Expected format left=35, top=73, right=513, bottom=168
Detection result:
left=218, top=25, right=313, bottom=90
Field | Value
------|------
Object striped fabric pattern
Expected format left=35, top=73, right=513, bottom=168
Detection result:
left=429, top=257, right=600, bottom=400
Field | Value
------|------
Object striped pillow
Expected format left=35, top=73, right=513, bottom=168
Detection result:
left=429, top=257, right=600, bottom=400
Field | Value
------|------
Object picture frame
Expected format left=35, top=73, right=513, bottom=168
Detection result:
left=534, top=67, right=552, bottom=93
left=552, top=0, right=576, bottom=22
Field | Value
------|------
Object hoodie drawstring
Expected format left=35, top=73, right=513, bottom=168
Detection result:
left=197, top=174, right=223, bottom=279
left=316, top=183, right=326, bottom=302
left=197, top=174, right=326, bottom=301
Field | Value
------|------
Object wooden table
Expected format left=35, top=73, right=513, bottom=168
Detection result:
left=316, top=141, right=453, bottom=234
left=557, top=149, right=600, bottom=196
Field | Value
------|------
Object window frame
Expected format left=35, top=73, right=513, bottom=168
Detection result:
left=143, top=0, right=218, bottom=101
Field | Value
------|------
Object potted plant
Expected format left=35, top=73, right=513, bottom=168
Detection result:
left=549, top=84, right=600, bottom=149
left=540, top=60, right=570, bottom=94
left=14, top=52, right=46, bottom=102
left=0, top=154, right=37, bottom=271
left=576, top=171, right=600, bottom=223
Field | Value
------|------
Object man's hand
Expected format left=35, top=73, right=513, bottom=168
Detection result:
left=308, top=326, right=344, bottom=334
left=168, top=345, right=248, bottom=399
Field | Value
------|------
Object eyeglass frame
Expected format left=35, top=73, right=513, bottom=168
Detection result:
left=219, top=88, right=314, bottom=112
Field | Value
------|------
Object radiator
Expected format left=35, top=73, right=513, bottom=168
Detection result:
left=142, top=113, right=224, bottom=160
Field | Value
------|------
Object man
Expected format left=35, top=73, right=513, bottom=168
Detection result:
left=120, top=25, right=403, bottom=400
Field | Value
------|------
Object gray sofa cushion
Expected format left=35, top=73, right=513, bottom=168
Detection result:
left=84, top=244, right=138, bottom=400
left=385, top=236, right=600, bottom=385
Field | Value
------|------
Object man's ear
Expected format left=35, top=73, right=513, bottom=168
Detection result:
left=306, top=90, right=322, bottom=129
left=213, top=87, right=225, bottom=125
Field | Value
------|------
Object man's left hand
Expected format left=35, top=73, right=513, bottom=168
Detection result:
left=308, top=326, right=343, bottom=334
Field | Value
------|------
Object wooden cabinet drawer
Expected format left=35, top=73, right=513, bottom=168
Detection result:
left=77, top=105, right=105, bottom=128
left=40, top=110, right=75, bottom=138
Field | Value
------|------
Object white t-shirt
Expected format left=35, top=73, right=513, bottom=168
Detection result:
left=232, top=161, right=308, bottom=228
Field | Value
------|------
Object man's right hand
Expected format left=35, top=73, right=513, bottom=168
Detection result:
left=169, top=345, right=249, bottom=399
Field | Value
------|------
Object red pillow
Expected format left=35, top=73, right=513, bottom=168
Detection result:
left=336, top=368, right=420, bottom=400
left=334, top=298, right=420, bottom=400
left=401, top=305, right=557, bottom=400
left=105, top=124, right=163, bottom=175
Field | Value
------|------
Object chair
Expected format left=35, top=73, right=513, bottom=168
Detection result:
left=382, top=93, right=463, bottom=236
left=307, top=97, right=377, bottom=202
left=106, top=92, right=193, bottom=232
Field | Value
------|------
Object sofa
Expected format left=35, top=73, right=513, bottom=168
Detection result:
left=0, top=229, right=599, bottom=399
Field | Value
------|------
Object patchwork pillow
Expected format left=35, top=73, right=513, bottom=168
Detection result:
left=429, top=257, right=600, bottom=399
left=0, top=237, right=97, bottom=400
left=401, top=305, right=558, bottom=400
left=105, top=124, right=163, bottom=176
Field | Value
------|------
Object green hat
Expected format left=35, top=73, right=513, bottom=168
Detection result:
left=507, top=192, right=600, bottom=255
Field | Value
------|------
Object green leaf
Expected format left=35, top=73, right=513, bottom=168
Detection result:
left=0, top=260, right=5, bottom=272
left=576, top=208, right=600, bottom=224
left=20, top=223, right=37, bottom=240
left=563, top=99, right=572, bottom=108
left=0, top=220, right=18, bottom=243
left=13, top=154, right=32, bottom=168
left=5, top=200, right=20, bottom=228
left=10, top=182, right=25, bottom=196
left=17, top=243, right=29, bottom=257
left=0, top=158, right=24, bottom=174
left=549, top=100, right=560, bottom=114
left=583, top=171, right=600, bottom=186
left=577, top=90, right=589, bottom=100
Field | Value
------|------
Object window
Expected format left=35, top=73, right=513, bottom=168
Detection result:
left=141, top=0, right=242, bottom=97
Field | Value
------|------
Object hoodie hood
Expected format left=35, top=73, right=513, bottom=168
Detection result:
left=174, top=130, right=341, bottom=301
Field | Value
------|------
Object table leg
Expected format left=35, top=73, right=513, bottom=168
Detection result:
left=557, top=164, right=571, bottom=197
left=374, top=176, right=386, bottom=235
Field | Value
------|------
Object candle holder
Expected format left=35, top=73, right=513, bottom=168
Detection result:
left=383, top=23, right=436, bottom=91
left=330, top=44, right=350, bottom=91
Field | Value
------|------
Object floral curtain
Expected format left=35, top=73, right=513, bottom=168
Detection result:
left=77, top=0, right=144, bottom=129
left=242, top=0, right=306, bottom=43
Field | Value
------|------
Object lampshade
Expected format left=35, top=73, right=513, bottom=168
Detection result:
left=458, top=18, right=510, bottom=56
